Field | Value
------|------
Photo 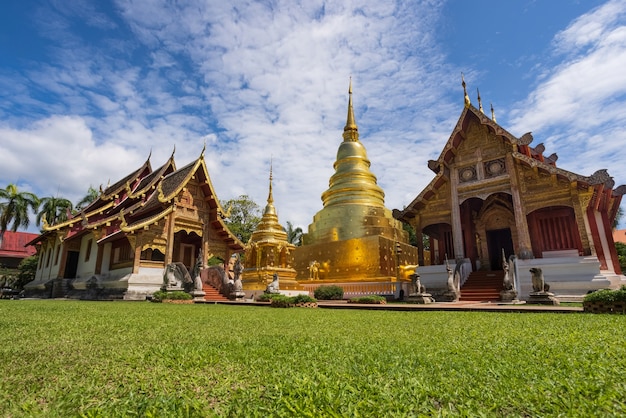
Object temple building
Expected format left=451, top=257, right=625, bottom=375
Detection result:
left=395, top=79, right=626, bottom=300
left=293, top=82, right=418, bottom=298
left=242, top=166, right=301, bottom=294
left=25, top=149, right=244, bottom=300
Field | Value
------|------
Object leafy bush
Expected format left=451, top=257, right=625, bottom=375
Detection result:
left=265, top=294, right=317, bottom=307
left=151, top=290, right=192, bottom=302
left=348, top=295, right=386, bottom=304
left=291, top=294, right=317, bottom=304
left=256, top=293, right=281, bottom=302
left=584, top=286, right=626, bottom=304
left=269, top=294, right=292, bottom=308
left=314, top=285, right=344, bottom=300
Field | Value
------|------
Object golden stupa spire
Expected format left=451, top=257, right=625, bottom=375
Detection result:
left=267, top=158, right=274, bottom=205
left=477, top=88, right=484, bottom=113
left=343, top=77, right=359, bottom=142
left=491, top=103, right=497, bottom=123
left=320, top=81, right=385, bottom=210
left=462, top=73, right=470, bottom=108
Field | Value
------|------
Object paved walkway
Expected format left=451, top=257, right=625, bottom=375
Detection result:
left=199, top=299, right=584, bottom=313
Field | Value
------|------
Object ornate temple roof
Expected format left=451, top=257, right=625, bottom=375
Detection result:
left=33, top=148, right=244, bottom=251
left=395, top=80, right=625, bottom=223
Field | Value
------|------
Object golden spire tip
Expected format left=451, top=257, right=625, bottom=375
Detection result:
left=462, top=73, right=470, bottom=108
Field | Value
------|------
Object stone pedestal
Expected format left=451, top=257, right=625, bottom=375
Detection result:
left=499, top=289, right=519, bottom=303
left=441, top=290, right=460, bottom=302
left=406, top=293, right=434, bottom=304
left=190, top=289, right=206, bottom=302
left=229, top=291, right=246, bottom=300
left=527, top=291, right=560, bottom=305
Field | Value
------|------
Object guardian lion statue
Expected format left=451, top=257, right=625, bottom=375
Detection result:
left=530, top=267, right=550, bottom=293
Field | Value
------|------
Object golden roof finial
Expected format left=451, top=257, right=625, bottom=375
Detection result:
left=462, top=73, right=470, bottom=108
left=477, top=88, right=484, bottom=113
left=343, top=77, right=359, bottom=142
left=201, top=140, right=206, bottom=158
left=268, top=157, right=274, bottom=204
left=490, top=103, right=497, bottom=123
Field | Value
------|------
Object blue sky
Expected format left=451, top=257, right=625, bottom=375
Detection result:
left=1, top=0, right=625, bottom=232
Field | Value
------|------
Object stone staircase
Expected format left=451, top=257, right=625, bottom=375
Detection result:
left=460, top=270, right=503, bottom=302
left=202, top=283, right=229, bottom=302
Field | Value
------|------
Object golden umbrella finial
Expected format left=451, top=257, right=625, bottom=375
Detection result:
left=268, top=157, right=274, bottom=204
left=462, top=73, right=470, bottom=108
left=343, top=77, right=359, bottom=142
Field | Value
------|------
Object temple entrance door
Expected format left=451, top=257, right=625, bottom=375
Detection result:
left=180, top=244, right=195, bottom=271
left=173, top=231, right=202, bottom=272
left=64, top=251, right=79, bottom=278
left=486, top=228, right=514, bottom=270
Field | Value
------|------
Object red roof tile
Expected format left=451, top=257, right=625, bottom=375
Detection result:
left=0, top=231, right=39, bottom=258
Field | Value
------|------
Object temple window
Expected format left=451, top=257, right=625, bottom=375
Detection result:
left=84, top=239, right=93, bottom=262
left=110, top=239, right=133, bottom=268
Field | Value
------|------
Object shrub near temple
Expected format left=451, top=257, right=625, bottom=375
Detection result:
left=269, top=294, right=317, bottom=308
left=314, top=285, right=344, bottom=300
left=348, top=295, right=387, bottom=304
left=583, top=286, right=626, bottom=313
left=151, top=290, right=192, bottom=302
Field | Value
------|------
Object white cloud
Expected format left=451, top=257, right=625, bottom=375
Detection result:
left=509, top=0, right=626, bottom=188
left=2, top=0, right=625, bottom=233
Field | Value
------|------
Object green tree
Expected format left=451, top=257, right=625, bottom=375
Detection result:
left=36, top=196, right=73, bottom=227
left=76, top=186, right=99, bottom=210
left=401, top=221, right=418, bottom=247
left=0, top=184, right=40, bottom=248
left=616, top=242, right=626, bottom=272
left=285, top=221, right=303, bottom=246
left=613, top=206, right=624, bottom=229
left=14, top=255, right=38, bottom=290
left=220, top=195, right=261, bottom=244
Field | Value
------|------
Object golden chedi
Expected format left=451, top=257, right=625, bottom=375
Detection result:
left=242, top=166, right=301, bottom=292
left=293, top=82, right=417, bottom=296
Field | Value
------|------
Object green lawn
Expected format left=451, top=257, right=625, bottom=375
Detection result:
left=0, top=300, right=624, bottom=417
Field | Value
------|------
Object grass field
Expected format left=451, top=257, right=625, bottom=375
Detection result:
left=0, top=300, right=624, bottom=417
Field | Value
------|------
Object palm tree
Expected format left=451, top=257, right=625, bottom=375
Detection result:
left=75, top=186, right=99, bottom=210
left=0, top=184, right=40, bottom=248
left=285, top=221, right=303, bottom=246
left=36, top=196, right=73, bottom=227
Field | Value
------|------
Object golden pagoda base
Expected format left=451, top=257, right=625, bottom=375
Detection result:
left=293, top=235, right=418, bottom=282
left=299, top=278, right=412, bottom=300
left=241, top=267, right=303, bottom=292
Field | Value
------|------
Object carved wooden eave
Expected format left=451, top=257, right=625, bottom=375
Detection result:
left=513, top=152, right=616, bottom=189
left=395, top=169, right=448, bottom=222
left=119, top=205, right=174, bottom=233
left=40, top=201, right=115, bottom=232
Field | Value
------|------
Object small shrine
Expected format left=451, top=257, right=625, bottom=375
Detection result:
left=241, top=166, right=301, bottom=294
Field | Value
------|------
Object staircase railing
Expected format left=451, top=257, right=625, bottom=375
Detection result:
left=456, top=258, right=473, bottom=290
